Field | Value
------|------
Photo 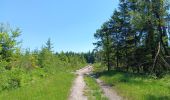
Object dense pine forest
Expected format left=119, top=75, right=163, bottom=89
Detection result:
left=94, top=0, right=170, bottom=77
left=1, top=0, right=170, bottom=100
left=91, top=0, right=170, bottom=99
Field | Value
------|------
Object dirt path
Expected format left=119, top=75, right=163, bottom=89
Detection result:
left=69, top=66, right=92, bottom=100
left=69, top=66, right=122, bottom=100
left=96, top=79, right=122, bottom=100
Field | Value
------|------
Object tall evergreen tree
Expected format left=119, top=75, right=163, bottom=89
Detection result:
left=94, top=22, right=114, bottom=71
left=94, top=0, right=170, bottom=75
left=46, top=38, right=53, bottom=52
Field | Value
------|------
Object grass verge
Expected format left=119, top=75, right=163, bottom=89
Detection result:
left=0, top=72, right=74, bottom=100
left=98, top=70, right=170, bottom=100
left=84, top=75, right=108, bottom=100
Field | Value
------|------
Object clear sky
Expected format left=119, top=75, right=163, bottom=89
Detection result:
left=0, top=0, right=119, bottom=52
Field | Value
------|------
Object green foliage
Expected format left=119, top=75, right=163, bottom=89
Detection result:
left=0, top=24, right=87, bottom=95
left=57, top=51, right=87, bottom=71
left=83, top=51, right=95, bottom=64
left=92, top=63, right=107, bottom=73
left=38, top=47, right=53, bottom=69
left=45, top=38, right=53, bottom=52
left=0, top=67, right=47, bottom=92
left=94, top=22, right=114, bottom=71
left=0, top=72, right=74, bottom=100
left=0, top=61, right=8, bottom=73
left=0, top=23, right=21, bottom=63
left=94, top=0, right=170, bottom=76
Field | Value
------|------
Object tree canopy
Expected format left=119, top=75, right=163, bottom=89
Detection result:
left=94, top=0, right=170, bottom=77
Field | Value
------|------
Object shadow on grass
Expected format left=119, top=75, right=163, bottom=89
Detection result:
left=145, top=95, right=170, bottom=100
left=95, top=70, right=147, bottom=85
left=94, top=70, right=170, bottom=100
left=96, top=70, right=147, bottom=77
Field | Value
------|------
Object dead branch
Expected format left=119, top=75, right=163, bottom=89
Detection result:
left=152, top=42, right=161, bottom=72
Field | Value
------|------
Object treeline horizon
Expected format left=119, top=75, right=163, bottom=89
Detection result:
left=0, top=22, right=95, bottom=62
left=0, top=23, right=95, bottom=92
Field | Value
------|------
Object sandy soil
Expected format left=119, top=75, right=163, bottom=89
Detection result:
left=96, top=79, right=122, bottom=100
left=69, top=66, right=122, bottom=100
left=68, top=66, right=92, bottom=100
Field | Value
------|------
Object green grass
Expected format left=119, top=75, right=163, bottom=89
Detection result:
left=0, top=72, right=74, bottom=100
left=97, top=70, right=170, bottom=100
left=84, top=76, right=108, bottom=100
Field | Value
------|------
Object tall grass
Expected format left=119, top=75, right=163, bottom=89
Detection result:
left=84, top=76, right=108, bottom=100
left=0, top=55, right=86, bottom=100
left=0, top=72, right=74, bottom=100
left=98, top=70, right=170, bottom=100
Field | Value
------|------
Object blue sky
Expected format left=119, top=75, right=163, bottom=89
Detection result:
left=0, top=0, right=119, bottom=52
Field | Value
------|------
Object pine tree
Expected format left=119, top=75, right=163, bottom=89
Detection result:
left=94, top=22, right=114, bottom=71
left=94, top=0, right=170, bottom=76
left=46, top=38, right=53, bottom=52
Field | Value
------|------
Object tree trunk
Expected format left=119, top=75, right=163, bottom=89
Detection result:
left=152, top=42, right=161, bottom=72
